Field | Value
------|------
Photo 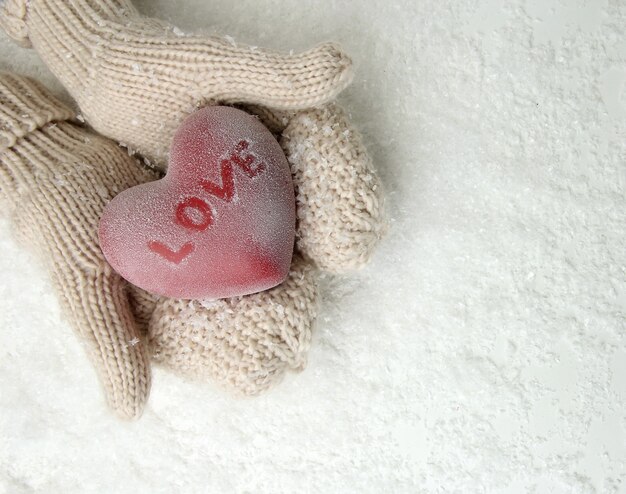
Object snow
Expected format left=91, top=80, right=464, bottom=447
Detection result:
left=1, top=0, right=624, bottom=492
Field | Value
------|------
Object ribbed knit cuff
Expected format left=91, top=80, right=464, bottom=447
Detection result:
left=0, top=72, right=74, bottom=149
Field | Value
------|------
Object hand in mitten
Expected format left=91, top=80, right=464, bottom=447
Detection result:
left=0, top=0, right=353, bottom=165
left=0, top=0, right=386, bottom=396
left=139, top=101, right=386, bottom=394
left=0, top=73, right=155, bottom=419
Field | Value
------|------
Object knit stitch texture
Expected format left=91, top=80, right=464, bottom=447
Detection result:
left=0, top=0, right=354, bottom=166
left=0, top=0, right=386, bottom=417
left=0, top=73, right=153, bottom=419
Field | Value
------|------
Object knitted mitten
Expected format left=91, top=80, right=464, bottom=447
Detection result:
left=0, top=0, right=354, bottom=166
left=143, top=254, right=318, bottom=395
left=0, top=73, right=154, bottom=419
left=138, top=103, right=384, bottom=392
left=0, top=71, right=323, bottom=407
left=0, top=1, right=386, bottom=397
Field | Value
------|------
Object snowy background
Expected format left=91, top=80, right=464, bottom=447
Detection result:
left=1, top=0, right=625, bottom=492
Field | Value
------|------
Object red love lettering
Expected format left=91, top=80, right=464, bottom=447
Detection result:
left=176, top=196, right=214, bottom=231
left=148, top=241, right=194, bottom=264
left=231, top=140, right=266, bottom=177
left=150, top=141, right=266, bottom=263
left=199, top=140, right=266, bottom=202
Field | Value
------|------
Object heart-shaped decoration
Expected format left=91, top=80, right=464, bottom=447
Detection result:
left=99, top=106, right=296, bottom=299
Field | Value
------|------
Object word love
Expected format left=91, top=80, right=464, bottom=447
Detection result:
left=147, top=139, right=266, bottom=264
left=99, top=106, right=296, bottom=299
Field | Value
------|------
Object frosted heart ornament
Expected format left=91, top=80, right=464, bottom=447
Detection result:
left=99, top=106, right=296, bottom=299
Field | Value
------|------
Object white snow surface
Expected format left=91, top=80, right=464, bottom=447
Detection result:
left=0, top=0, right=625, bottom=492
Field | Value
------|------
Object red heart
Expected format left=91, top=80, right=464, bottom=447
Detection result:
left=99, top=106, right=296, bottom=299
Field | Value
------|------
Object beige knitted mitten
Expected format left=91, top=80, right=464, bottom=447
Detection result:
left=0, top=0, right=354, bottom=166
left=130, top=99, right=385, bottom=394
left=143, top=254, right=318, bottom=395
left=133, top=105, right=384, bottom=394
left=0, top=1, right=386, bottom=400
left=0, top=73, right=154, bottom=419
